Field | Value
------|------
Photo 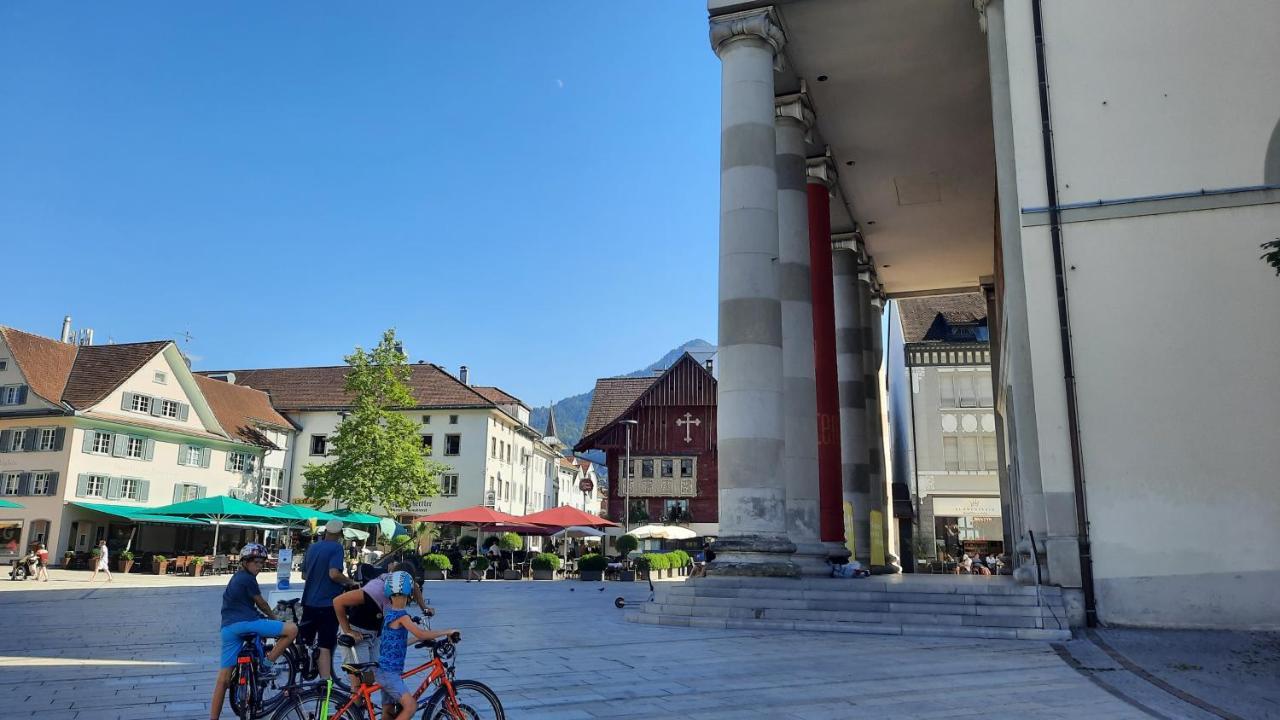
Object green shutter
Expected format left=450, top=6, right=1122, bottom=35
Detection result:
left=106, top=476, right=122, bottom=500
left=82, top=430, right=95, bottom=453
left=121, top=392, right=134, bottom=411
left=75, top=474, right=90, bottom=497
left=137, top=479, right=150, bottom=503
left=17, top=473, right=31, bottom=495
left=45, top=472, right=59, bottom=496
left=111, top=434, right=127, bottom=457
left=150, top=397, right=164, bottom=417
left=178, top=404, right=190, bottom=421
left=172, top=484, right=183, bottom=503
left=0, top=429, right=9, bottom=453
left=225, top=452, right=234, bottom=471
left=52, top=427, right=65, bottom=451
left=201, top=447, right=211, bottom=468
left=177, top=444, right=187, bottom=466
left=143, top=438, right=155, bottom=461
left=197, top=485, right=207, bottom=499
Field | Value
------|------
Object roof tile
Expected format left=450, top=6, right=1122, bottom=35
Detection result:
left=201, top=364, right=495, bottom=411
left=194, top=374, right=294, bottom=447
left=579, top=376, right=658, bottom=439
left=0, top=326, right=78, bottom=404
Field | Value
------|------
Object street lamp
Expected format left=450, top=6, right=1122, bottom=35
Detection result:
left=620, top=419, right=639, bottom=534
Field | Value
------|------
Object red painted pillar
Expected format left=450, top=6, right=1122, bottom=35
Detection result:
left=807, top=172, right=843, bottom=544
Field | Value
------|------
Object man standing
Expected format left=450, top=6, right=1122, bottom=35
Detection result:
left=301, top=519, right=356, bottom=680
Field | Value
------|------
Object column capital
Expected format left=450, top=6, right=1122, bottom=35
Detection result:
left=774, top=92, right=814, bottom=131
left=806, top=154, right=839, bottom=189
left=710, top=6, right=786, bottom=59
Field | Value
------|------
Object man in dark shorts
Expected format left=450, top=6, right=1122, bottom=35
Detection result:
left=301, top=519, right=357, bottom=680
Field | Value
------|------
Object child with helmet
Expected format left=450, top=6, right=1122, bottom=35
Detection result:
left=376, top=570, right=460, bottom=720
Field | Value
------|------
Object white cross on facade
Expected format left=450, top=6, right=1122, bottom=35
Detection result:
left=676, top=412, right=702, bottom=443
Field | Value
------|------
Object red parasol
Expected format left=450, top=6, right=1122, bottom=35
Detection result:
left=520, top=505, right=618, bottom=530
left=415, top=506, right=522, bottom=524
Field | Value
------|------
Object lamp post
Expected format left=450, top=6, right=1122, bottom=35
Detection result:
left=621, top=419, right=639, bottom=534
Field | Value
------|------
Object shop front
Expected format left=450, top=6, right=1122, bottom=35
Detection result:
left=929, top=496, right=1004, bottom=561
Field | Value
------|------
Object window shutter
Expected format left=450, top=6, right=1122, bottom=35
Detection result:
left=76, top=474, right=90, bottom=497
left=201, top=447, right=211, bottom=468
left=0, top=429, right=9, bottom=453
left=246, top=455, right=256, bottom=472
left=150, top=397, right=164, bottom=417
left=22, top=430, right=36, bottom=452
left=177, top=445, right=187, bottom=466
left=53, top=427, right=65, bottom=451
left=137, top=479, right=150, bottom=503
left=15, top=386, right=27, bottom=404
left=197, top=485, right=207, bottom=499
left=17, top=473, right=31, bottom=495
left=121, top=392, right=134, bottom=411
left=45, top=472, right=59, bottom=496
left=178, top=404, right=190, bottom=421
left=111, top=434, right=127, bottom=457
left=172, top=484, right=183, bottom=503
left=106, top=476, right=122, bottom=500
left=225, top=453, right=234, bottom=471
left=82, top=430, right=95, bottom=453
left=143, top=438, right=155, bottom=461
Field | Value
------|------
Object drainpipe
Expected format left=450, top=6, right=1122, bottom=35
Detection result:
left=1031, top=0, right=1097, bottom=626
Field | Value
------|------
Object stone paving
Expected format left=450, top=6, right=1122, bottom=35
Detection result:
left=0, top=570, right=1267, bottom=719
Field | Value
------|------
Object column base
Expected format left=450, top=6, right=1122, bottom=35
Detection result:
left=790, top=541, right=851, bottom=576
left=707, top=534, right=800, bottom=578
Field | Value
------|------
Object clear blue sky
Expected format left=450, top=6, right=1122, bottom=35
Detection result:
left=0, top=3, right=720, bottom=405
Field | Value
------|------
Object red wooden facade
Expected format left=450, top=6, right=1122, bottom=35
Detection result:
left=576, top=354, right=718, bottom=527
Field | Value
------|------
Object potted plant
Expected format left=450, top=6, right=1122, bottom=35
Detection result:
left=190, top=556, right=206, bottom=576
left=645, top=552, right=669, bottom=579
left=118, top=550, right=135, bottom=574
left=469, top=556, right=490, bottom=581
left=62, top=550, right=75, bottom=569
left=152, top=555, right=169, bottom=575
left=578, top=553, right=607, bottom=582
left=422, top=553, right=452, bottom=581
left=616, top=534, right=639, bottom=581
left=633, top=554, right=651, bottom=581
left=531, top=553, right=561, bottom=580
left=499, top=532, right=523, bottom=580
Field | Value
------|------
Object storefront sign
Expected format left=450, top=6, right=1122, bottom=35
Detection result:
left=932, top=496, right=1001, bottom=517
left=579, top=478, right=594, bottom=494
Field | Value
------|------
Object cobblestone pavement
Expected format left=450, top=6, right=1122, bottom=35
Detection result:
left=0, top=571, right=1245, bottom=719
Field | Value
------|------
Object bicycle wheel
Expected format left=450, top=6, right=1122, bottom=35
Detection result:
left=228, top=662, right=256, bottom=720
left=420, top=680, right=504, bottom=720
left=269, top=683, right=361, bottom=720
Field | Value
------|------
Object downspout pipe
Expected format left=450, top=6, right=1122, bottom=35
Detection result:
left=1031, top=0, right=1097, bottom=626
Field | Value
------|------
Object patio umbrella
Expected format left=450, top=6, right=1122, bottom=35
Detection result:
left=416, top=506, right=524, bottom=554
left=520, top=505, right=618, bottom=530
left=272, top=504, right=344, bottom=524
left=149, top=495, right=295, bottom=554
left=0, top=499, right=24, bottom=509
left=627, top=524, right=697, bottom=540
left=550, top=526, right=606, bottom=568
left=330, top=509, right=384, bottom=526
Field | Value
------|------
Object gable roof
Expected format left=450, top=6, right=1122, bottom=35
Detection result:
left=0, top=326, right=79, bottom=404
left=193, top=375, right=294, bottom=447
left=59, top=341, right=172, bottom=408
left=472, top=385, right=526, bottom=409
left=201, top=364, right=496, bottom=411
left=898, top=293, right=988, bottom=343
left=579, top=375, right=659, bottom=440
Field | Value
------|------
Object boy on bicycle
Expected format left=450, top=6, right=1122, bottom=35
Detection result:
left=377, top=571, right=459, bottom=720
left=209, top=543, right=298, bottom=720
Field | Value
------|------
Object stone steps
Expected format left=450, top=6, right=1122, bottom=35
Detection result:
left=625, top=576, right=1073, bottom=641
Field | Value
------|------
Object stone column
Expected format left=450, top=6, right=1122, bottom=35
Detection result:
left=775, top=94, right=825, bottom=576
left=708, top=7, right=798, bottom=578
left=864, top=288, right=898, bottom=572
left=833, top=238, right=870, bottom=565
left=806, top=155, right=848, bottom=557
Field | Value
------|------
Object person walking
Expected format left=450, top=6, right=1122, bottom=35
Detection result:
left=300, top=520, right=357, bottom=680
left=35, top=543, right=49, bottom=582
left=89, top=539, right=112, bottom=582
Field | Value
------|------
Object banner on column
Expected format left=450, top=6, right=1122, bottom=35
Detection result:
left=870, top=510, right=885, bottom=567
left=842, top=501, right=856, bottom=558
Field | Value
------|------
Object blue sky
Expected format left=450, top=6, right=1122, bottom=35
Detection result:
left=0, top=3, right=719, bottom=404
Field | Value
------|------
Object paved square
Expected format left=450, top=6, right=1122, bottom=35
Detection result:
left=0, top=572, right=1181, bottom=719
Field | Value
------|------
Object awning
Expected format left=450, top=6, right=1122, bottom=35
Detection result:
left=69, top=501, right=208, bottom=526
left=212, top=520, right=287, bottom=531
left=330, top=509, right=385, bottom=526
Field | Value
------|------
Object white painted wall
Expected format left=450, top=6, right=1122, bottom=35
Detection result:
left=93, top=348, right=220, bottom=435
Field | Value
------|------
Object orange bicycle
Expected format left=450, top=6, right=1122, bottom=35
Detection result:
left=268, top=632, right=503, bottom=720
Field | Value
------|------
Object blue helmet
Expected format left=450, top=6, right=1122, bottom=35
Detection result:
left=384, top=570, right=414, bottom=598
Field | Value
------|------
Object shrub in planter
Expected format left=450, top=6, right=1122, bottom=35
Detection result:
left=469, top=555, right=490, bottom=581
left=190, top=557, right=206, bottom=576
left=62, top=551, right=75, bottom=568
left=531, top=552, right=561, bottom=580
left=578, top=553, right=607, bottom=581
left=616, top=534, right=639, bottom=558
left=643, top=553, right=668, bottom=578
left=118, top=550, right=135, bottom=574
left=423, top=553, right=452, bottom=580
left=152, top=555, right=169, bottom=575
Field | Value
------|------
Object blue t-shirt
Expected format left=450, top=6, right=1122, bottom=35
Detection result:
left=221, top=569, right=264, bottom=627
left=302, top=539, right=345, bottom=608
left=378, top=608, right=409, bottom=674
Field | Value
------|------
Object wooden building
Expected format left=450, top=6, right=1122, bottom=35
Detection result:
left=575, top=353, right=718, bottom=536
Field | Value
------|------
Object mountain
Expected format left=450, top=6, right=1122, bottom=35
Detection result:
left=530, top=339, right=715, bottom=459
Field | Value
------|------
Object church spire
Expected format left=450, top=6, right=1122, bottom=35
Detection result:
left=544, top=403, right=560, bottom=441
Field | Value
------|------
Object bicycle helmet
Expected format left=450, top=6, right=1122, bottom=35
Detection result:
left=239, top=542, right=269, bottom=561
left=383, top=569, right=414, bottom=598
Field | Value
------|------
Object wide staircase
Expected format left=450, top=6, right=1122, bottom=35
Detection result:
left=626, top=574, right=1072, bottom=641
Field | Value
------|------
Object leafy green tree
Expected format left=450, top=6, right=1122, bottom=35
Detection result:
left=1262, top=238, right=1280, bottom=276
left=303, top=329, right=447, bottom=512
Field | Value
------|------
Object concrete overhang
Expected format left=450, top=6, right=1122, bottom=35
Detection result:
left=711, top=0, right=996, bottom=297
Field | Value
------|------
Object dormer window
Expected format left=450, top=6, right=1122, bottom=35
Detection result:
left=154, top=371, right=167, bottom=384
left=130, top=394, right=151, bottom=413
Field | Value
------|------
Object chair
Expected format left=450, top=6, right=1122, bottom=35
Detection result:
left=212, top=555, right=229, bottom=575
left=172, top=556, right=189, bottom=574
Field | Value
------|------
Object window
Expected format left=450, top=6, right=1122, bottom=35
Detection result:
left=449, top=415, right=458, bottom=425
left=310, top=435, right=327, bottom=456
left=491, top=438, right=497, bottom=458
left=957, top=374, right=977, bottom=408
left=130, top=394, right=151, bottom=413
left=440, top=474, right=458, bottom=497
left=228, top=453, right=248, bottom=472
left=92, top=431, right=112, bottom=454
left=981, top=436, right=999, bottom=471
left=680, top=458, right=695, bottom=478
left=32, top=473, right=49, bottom=495
left=0, top=359, right=6, bottom=371
left=86, top=475, right=107, bottom=498
left=1, top=474, right=17, bottom=495
left=505, top=481, right=510, bottom=500
left=120, top=477, right=139, bottom=500
left=161, top=400, right=179, bottom=418
left=38, top=428, right=57, bottom=451
left=960, top=437, right=980, bottom=471
left=420, top=435, right=434, bottom=454
left=9, top=430, right=24, bottom=452
left=184, top=445, right=203, bottom=466
left=30, top=519, right=48, bottom=545
left=177, top=483, right=200, bottom=502
left=444, top=434, right=460, bottom=456
left=660, top=459, right=674, bottom=478
left=943, top=437, right=959, bottom=472
left=505, top=444, right=511, bottom=463
left=125, top=437, right=145, bottom=459
left=154, top=371, right=167, bottom=384
left=0, top=385, right=24, bottom=405
left=422, top=415, right=431, bottom=424
left=664, top=499, right=690, bottom=522
left=641, top=459, right=654, bottom=478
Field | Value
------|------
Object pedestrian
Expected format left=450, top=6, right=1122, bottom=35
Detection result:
left=35, top=543, right=49, bottom=582
left=89, top=539, right=112, bottom=582
left=300, top=520, right=357, bottom=680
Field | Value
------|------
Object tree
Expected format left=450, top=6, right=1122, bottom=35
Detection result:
left=303, top=329, right=447, bottom=512
left=1262, top=238, right=1280, bottom=276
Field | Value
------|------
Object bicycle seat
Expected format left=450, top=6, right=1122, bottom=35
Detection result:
left=277, top=598, right=301, bottom=609
left=340, top=662, right=379, bottom=674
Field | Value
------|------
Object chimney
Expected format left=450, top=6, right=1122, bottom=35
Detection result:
left=60, top=316, right=73, bottom=343
left=459, top=365, right=470, bottom=385
left=83, top=328, right=94, bottom=346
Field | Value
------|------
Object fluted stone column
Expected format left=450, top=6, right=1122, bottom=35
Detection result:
left=775, top=94, right=825, bottom=576
left=708, top=7, right=798, bottom=578
left=833, top=239, right=870, bottom=565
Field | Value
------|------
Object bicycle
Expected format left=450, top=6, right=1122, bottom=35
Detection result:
left=227, top=631, right=306, bottom=720
left=274, top=598, right=352, bottom=692
left=268, top=633, right=504, bottom=720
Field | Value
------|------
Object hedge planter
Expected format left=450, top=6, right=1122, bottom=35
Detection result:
left=532, top=568, right=555, bottom=580
left=619, top=570, right=636, bottom=582
left=424, top=569, right=446, bottom=581
left=152, top=558, right=169, bottom=575
left=579, top=570, right=604, bottom=582
left=502, top=569, right=522, bottom=581
left=117, top=559, right=134, bottom=574
left=190, top=561, right=206, bottom=577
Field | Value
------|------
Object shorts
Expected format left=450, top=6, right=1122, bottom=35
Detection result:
left=301, top=604, right=340, bottom=651
left=340, top=627, right=381, bottom=666
left=219, top=619, right=286, bottom=669
left=375, top=668, right=409, bottom=705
